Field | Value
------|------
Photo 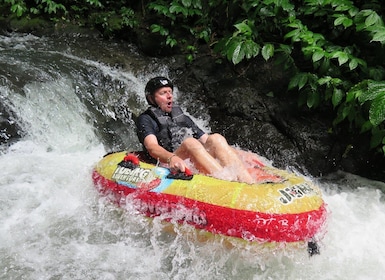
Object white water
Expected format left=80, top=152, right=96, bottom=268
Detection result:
left=1, top=33, right=385, bottom=280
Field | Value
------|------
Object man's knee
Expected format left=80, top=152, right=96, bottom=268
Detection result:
left=207, top=133, right=227, bottom=145
left=181, top=137, right=203, bottom=151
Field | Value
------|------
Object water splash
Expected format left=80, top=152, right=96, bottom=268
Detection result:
left=3, top=78, right=99, bottom=152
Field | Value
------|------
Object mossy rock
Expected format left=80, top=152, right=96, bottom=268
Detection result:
left=8, top=16, right=52, bottom=33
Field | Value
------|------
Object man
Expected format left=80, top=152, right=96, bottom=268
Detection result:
left=136, top=76, right=253, bottom=183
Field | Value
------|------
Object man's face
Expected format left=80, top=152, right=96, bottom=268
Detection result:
left=153, top=87, right=173, bottom=112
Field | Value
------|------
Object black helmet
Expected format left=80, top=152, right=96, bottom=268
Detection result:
left=145, top=77, right=173, bottom=99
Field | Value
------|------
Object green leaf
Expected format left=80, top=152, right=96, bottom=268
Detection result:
left=370, top=128, right=385, bottom=149
left=226, top=38, right=239, bottom=61
left=349, top=58, right=359, bottom=70
left=359, top=81, right=385, bottom=104
left=369, top=94, right=385, bottom=126
left=334, top=15, right=347, bottom=26
left=298, top=73, right=308, bottom=90
left=342, top=105, right=353, bottom=120
left=149, top=3, right=169, bottom=16
left=338, top=52, right=349, bottom=65
left=368, top=81, right=385, bottom=92
left=288, top=76, right=297, bottom=90
left=150, top=24, right=161, bottom=33
left=261, top=43, right=274, bottom=61
left=166, top=37, right=177, bottom=47
left=346, top=89, right=359, bottom=102
left=243, top=40, right=259, bottom=59
left=284, top=29, right=301, bottom=41
left=231, top=42, right=245, bottom=64
left=182, top=0, right=192, bottom=7
left=360, top=120, right=373, bottom=133
left=307, top=91, right=319, bottom=108
left=319, top=58, right=331, bottom=74
left=332, top=88, right=344, bottom=107
left=11, top=4, right=26, bottom=17
left=318, top=76, right=332, bottom=86
left=334, top=108, right=346, bottom=125
left=289, top=73, right=308, bottom=90
left=365, top=12, right=381, bottom=27
left=170, top=4, right=188, bottom=16
left=369, top=68, right=385, bottom=80
left=280, top=0, right=294, bottom=11
left=348, top=7, right=359, bottom=17
left=335, top=4, right=351, bottom=12
left=287, top=21, right=300, bottom=29
left=312, top=50, right=324, bottom=62
left=358, top=90, right=377, bottom=104
left=302, top=30, right=315, bottom=44
left=331, top=51, right=349, bottom=66
left=371, top=30, right=385, bottom=43
left=234, top=20, right=252, bottom=36
left=343, top=18, right=353, bottom=28
left=277, top=44, right=292, bottom=54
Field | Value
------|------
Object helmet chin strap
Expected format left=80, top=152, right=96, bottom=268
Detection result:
left=147, top=95, right=156, bottom=106
left=147, top=95, right=170, bottom=112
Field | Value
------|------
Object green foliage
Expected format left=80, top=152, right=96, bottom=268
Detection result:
left=4, top=0, right=27, bottom=17
left=91, top=6, right=137, bottom=36
left=120, top=7, right=137, bottom=28
left=215, top=0, right=385, bottom=154
left=214, top=19, right=261, bottom=64
left=148, top=0, right=212, bottom=55
left=4, top=0, right=67, bottom=17
left=2, top=0, right=137, bottom=35
left=39, top=0, right=66, bottom=15
left=85, top=0, right=103, bottom=8
left=334, top=80, right=385, bottom=152
left=262, top=43, right=274, bottom=61
left=284, top=1, right=385, bottom=154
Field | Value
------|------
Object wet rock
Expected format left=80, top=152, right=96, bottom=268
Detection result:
left=0, top=102, right=22, bottom=145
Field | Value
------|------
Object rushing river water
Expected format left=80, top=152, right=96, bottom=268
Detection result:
left=1, top=33, right=385, bottom=280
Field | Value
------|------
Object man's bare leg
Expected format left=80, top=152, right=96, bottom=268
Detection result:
left=203, top=134, right=254, bottom=184
left=175, top=137, right=223, bottom=175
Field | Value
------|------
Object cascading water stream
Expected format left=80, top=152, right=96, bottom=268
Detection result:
left=1, top=33, right=385, bottom=279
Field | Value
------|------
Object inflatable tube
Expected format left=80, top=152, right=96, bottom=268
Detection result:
left=92, top=151, right=327, bottom=245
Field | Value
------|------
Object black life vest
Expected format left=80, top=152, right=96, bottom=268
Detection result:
left=145, top=106, right=193, bottom=151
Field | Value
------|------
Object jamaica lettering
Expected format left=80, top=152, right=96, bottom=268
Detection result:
left=278, top=182, right=316, bottom=204
left=112, top=166, right=156, bottom=184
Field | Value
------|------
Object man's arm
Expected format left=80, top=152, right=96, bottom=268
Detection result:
left=143, top=134, right=175, bottom=164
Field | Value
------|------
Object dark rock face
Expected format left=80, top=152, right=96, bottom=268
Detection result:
left=0, top=102, right=22, bottom=146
